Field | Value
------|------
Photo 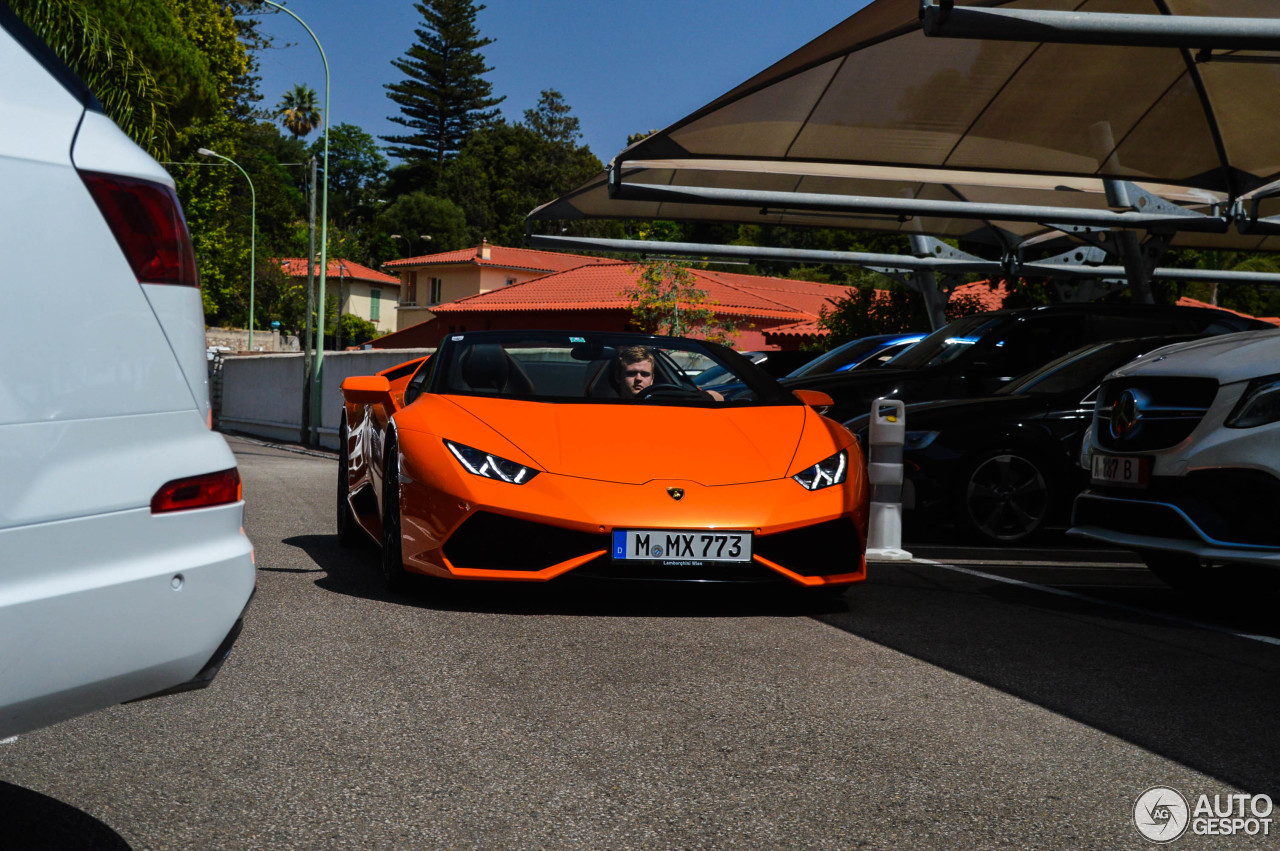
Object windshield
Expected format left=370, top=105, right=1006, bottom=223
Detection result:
left=883, top=314, right=1008, bottom=369
left=790, top=334, right=923, bottom=377
left=997, top=337, right=1189, bottom=397
left=425, top=331, right=795, bottom=406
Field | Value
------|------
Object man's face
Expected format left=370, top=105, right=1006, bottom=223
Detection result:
left=621, top=359, right=654, bottom=396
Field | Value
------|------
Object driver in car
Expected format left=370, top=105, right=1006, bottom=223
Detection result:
left=613, top=345, right=723, bottom=401
left=615, top=345, right=655, bottom=397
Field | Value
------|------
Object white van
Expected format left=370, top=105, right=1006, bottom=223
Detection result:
left=0, top=9, right=255, bottom=736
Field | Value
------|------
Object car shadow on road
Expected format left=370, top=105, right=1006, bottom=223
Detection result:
left=283, top=533, right=852, bottom=619
left=819, top=561, right=1280, bottom=797
left=0, top=780, right=132, bottom=850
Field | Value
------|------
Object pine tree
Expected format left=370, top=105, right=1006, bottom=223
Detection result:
left=383, top=0, right=504, bottom=188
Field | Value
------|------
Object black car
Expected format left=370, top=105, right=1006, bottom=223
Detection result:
left=781, top=304, right=1271, bottom=424
left=844, top=336, right=1203, bottom=545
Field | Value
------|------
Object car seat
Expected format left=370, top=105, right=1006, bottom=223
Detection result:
left=458, top=343, right=535, bottom=395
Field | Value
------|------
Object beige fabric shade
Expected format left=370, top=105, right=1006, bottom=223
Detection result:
left=530, top=0, right=1280, bottom=253
left=622, top=0, right=1280, bottom=196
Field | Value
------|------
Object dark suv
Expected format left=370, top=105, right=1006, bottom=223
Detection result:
left=776, top=304, right=1270, bottom=425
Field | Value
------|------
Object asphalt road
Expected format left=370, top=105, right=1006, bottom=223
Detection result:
left=3, top=435, right=1278, bottom=850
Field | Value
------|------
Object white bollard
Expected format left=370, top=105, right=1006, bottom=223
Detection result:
left=865, top=397, right=913, bottom=561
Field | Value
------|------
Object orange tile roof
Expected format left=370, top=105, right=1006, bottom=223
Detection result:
left=382, top=243, right=612, bottom=274
left=428, top=261, right=857, bottom=321
left=1177, top=295, right=1280, bottom=326
left=278, top=257, right=399, bottom=286
left=766, top=319, right=825, bottom=338
left=949, top=279, right=1008, bottom=311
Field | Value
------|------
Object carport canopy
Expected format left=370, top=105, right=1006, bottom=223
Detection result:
left=527, top=0, right=1280, bottom=325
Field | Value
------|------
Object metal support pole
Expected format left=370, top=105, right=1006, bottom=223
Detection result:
left=263, top=0, right=330, bottom=446
left=908, top=235, right=950, bottom=330
left=302, top=157, right=317, bottom=444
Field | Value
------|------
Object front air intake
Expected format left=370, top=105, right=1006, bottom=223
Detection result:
left=444, top=511, right=607, bottom=571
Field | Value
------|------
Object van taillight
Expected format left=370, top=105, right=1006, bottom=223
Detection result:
left=80, top=171, right=199, bottom=287
left=151, top=469, right=241, bottom=514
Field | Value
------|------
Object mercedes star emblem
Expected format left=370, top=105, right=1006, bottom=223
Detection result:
left=1110, top=389, right=1142, bottom=440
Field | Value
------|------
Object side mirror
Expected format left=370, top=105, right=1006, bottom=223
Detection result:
left=792, top=388, right=833, bottom=414
left=341, top=374, right=392, bottom=406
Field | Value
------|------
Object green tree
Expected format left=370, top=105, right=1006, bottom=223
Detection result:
left=8, top=0, right=248, bottom=159
left=524, top=88, right=579, bottom=145
left=815, top=273, right=986, bottom=348
left=330, top=313, right=380, bottom=349
left=309, top=123, right=388, bottom=228
left=377, top=191, right=470, bottom=254
left=277, top=82, right=320, bottom=139
left=439, top=97, right=602, bottom=245
left=624, top=260, right=737, bottom=345
left=383, top=0, right=504, bottom=189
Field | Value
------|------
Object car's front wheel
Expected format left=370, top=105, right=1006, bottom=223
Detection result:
left=961, top=449, right=1051, bottom=544
left=380, top=433, right=410, bottom=592
left=336, top=416, right=364, bottom=547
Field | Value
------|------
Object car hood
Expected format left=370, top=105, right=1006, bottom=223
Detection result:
left=1107, top=329, right=1280, bottom=383
left=441, top=396, right=811, bottom=486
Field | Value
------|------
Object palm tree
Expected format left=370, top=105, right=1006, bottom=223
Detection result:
left=277, top=83, right=320, bottom=140
left=9, top=0, right=170, bottom=156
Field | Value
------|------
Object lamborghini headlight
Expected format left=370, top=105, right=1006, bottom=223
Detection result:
left=1226, top=375, right=1280, bottom=429
left=445, top=440, right=539, bottom=484
left=792, top=449, right=848, bottom=491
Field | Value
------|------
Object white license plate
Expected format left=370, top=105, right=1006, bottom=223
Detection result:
left=1091, top=453, right=1149, bottom=487
left=612, top=529, right=752, bottom=563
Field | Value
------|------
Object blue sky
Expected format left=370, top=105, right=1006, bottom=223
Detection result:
left=250, top=0, right=866, bottom=164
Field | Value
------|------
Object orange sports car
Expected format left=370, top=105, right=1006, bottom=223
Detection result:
left=337, top=330, right=869, bottom=591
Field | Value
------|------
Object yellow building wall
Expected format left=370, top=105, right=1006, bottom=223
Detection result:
left=393, top=262, right=550, bottom=331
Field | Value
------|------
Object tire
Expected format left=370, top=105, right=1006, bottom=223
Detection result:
left=336, top=416, right=364, bottom=547
left=380, top=433, right=410, bottom=593
left=961, top=449, right=1052, bottom=544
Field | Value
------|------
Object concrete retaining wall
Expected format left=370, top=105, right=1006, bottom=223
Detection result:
left=218, top=349, right=433, bottom=449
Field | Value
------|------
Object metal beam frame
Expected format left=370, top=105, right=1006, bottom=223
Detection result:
left=919, top=2, right=1280, bottom=51
left=528, top=233, right=1280, bottom=286
left=606, top=170, right=1233, bottom=234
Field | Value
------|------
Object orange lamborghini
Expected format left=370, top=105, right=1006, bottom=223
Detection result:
left=337, top=331, right=870, bottom=591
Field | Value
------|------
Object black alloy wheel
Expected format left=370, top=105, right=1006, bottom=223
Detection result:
left=336, top=416, right=364, bottom=547
left=380, top=433, right=410, bottom=592
left=962, top=449, right=1051, bottom=544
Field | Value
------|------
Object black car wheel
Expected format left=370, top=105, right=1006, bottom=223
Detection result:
left=336, top=416, right=364, bottom=547
left=380, top=433, right=410, bottom=592
left=962, top=450, right=1051, bottom=544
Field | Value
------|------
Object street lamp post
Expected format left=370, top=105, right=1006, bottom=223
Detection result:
left=197, top=148, right=256, bottom=351
left=261, top=0, right=330, bottom=445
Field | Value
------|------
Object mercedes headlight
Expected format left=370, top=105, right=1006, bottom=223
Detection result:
left=1226, top=375, right=1280, bottom=429
left=445, top=440, right=539, bottom=484
left=792, top=449, right=848, bottom=491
